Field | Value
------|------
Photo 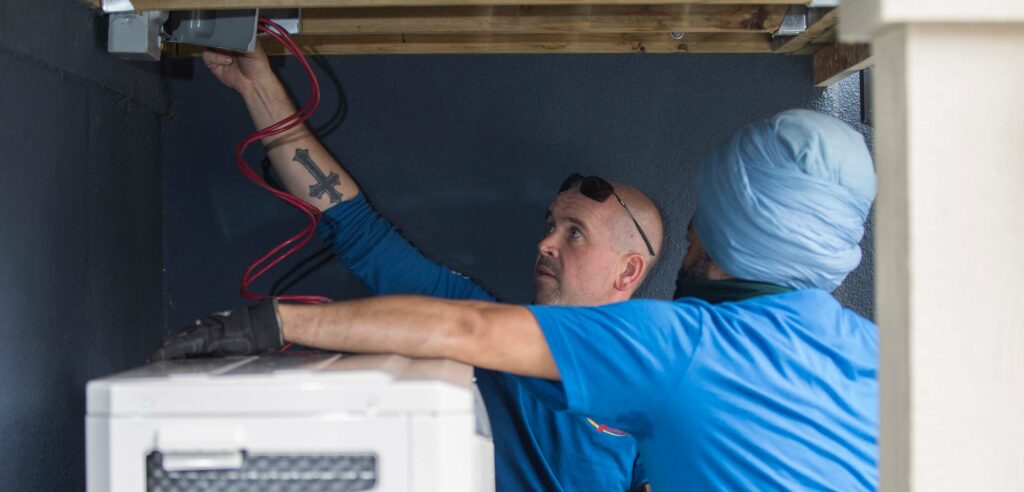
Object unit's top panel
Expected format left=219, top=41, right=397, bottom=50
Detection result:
left=87, top=352, right=476, bottom=417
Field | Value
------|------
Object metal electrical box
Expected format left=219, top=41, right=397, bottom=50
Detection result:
left=166, top=9, right=259, bottom=52
left=106, top=9, right=300, bottom=60
left=107, top=11, right=168, bottom=61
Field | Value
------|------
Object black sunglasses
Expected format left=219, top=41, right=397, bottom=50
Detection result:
left=558, top=173, right=656, bottom=257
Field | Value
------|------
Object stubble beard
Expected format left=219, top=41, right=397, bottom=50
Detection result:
left=534, top=256, right=563, bottom=305
left=680, top=250, right=714, bottom=281
left=533, top=284, right=562, bottom=306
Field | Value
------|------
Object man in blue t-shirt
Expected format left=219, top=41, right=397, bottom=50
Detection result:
left=174, top=42, right=665, bottom=491
left=157, top=109, right=880, bottom=490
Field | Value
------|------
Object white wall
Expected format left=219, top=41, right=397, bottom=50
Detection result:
left=841, top=2, right=1024, bottom=489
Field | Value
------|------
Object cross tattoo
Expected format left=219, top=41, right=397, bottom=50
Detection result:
left=293, top=149, right=343, bottom=203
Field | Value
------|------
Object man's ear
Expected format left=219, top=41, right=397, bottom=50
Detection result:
left=614, top=254, right=647, bottom=292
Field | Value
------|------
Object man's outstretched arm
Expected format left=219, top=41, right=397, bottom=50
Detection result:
left=280, top=298, right=560, bottom=380
left=149, top=296, right=559, bottom=380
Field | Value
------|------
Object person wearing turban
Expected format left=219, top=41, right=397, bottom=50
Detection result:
left=153, top=109, right=879, bottom=491
left=684, top=108, right=875, bottom=295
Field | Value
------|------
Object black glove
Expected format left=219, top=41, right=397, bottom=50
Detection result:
left=149, top=299, right=283, bottom=362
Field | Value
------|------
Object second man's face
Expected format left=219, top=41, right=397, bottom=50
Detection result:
left=534, top=190, right=627, bottom=306
left=680, top=217, right=730, bottom=281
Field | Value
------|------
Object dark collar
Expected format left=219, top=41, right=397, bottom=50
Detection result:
left=673, top=278, right=792, bottom=304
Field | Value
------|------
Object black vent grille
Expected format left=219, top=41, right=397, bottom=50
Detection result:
left=146, top=451, right=377, bottom=491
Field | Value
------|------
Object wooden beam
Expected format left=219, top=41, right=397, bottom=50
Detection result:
left=276, top=32, right=774, bottom=53
left=813, top=42, right=872, bottom=86
left=772, top=7, right=836, bottom=54
left=169, top=32, right=773, bottom=54
left=91, top=0, right=805, bottom=10
left=301, top=5, right=790, bottom=35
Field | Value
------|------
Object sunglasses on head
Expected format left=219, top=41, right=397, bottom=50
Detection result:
left=558, top=173, right=656, bottom=257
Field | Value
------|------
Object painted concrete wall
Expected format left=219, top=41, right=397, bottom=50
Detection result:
left=0, top=5, right=873, bottom=490
left=163, top=54, right=874, bottom=328
left=0, top=2, right=167, bottom=490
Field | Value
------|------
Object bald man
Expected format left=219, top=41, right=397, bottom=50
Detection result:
left=161, top=42, right=665, bottom=492
left=157, top=109, right=878, bottom=491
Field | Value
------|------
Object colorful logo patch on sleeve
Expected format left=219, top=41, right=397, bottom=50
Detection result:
left=586, top=417, right=630, bottom=437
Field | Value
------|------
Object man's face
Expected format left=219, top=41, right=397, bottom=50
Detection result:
left=533, top=190, right=626, bottom=306
left=679, top=218, right=721, bottom=281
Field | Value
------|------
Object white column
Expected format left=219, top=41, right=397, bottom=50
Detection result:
left=840, top=2, right=1024, bottom=491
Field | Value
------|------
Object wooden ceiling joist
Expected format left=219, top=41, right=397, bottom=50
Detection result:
left=301, top=5, right=789, bottom=35
left=95, top=0, right=804, bottom=9
left=100, top=0, right=876, bottom=84
left=813, top=42, right=872, bottom=86
left=170, top=31, right=773, bottom=55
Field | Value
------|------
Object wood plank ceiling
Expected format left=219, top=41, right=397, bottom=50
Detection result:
left=90, top=0, right=868, bottom=83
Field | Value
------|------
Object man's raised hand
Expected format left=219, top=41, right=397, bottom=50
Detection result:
left=201, top=40, right=277, bottom=96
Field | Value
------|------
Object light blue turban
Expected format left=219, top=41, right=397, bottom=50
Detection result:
left=693, top=109, right=876, bottom=291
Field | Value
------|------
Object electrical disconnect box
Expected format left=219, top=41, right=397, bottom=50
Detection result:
left=107, top=11, right=168, bottom=61
left=105, top=7, right=300, bottom=61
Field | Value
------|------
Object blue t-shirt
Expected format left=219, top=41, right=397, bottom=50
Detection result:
left=318, top=193, right=647, bottom=491
left=524, top=291, right=878, bottom=491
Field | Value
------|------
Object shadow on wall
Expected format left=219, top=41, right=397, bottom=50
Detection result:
left=0, top=1, right=167, bottom=491
left=811, top=73, right=876, bottom=320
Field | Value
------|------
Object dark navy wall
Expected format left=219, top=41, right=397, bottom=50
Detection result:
left=162, top=54, right=874, bottom=329
left=0, top=7, right=873, bottom=491
left=0, top=2, right=167, bottom=490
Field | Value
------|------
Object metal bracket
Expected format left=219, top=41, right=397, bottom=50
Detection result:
left=775, top=5, right=808, bottom=37
left=101, top=0, right=136, bottom=13
left=262, top=9, right=302, bottom=35
left=860, top=67, right=873, bottom=126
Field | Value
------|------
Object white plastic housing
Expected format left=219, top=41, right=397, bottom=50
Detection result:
left=86, top=352, right=494, bottom=492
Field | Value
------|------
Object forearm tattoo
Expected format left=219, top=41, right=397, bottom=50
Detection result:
left=293, top=148, right=343, bottom=203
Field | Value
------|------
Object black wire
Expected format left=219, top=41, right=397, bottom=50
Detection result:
left=262, top=55, right=350, bottom=297
left=269, top=246, right=337, bottom=297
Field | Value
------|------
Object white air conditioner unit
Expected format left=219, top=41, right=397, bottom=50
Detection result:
left=86, top=352, right=494, bottom=492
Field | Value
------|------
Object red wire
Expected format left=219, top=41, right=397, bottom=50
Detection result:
left=233, top=17, right=334, bottom=322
